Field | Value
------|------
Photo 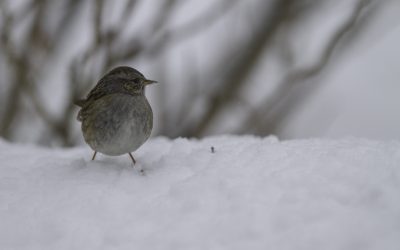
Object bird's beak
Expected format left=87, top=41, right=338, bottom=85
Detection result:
left=144, top=79, right=157, bottom=85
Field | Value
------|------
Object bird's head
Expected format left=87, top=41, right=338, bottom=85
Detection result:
left=106, top=66, right=157, bottom=94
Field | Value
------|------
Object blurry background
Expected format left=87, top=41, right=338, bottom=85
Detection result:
left=0, top=0, right=399, bottom=147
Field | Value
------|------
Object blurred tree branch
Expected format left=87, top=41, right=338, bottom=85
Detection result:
left=240, top=0, right=374, bottom=135
left=175, top=0, right=378, bottom=138
left=0, top=2, right=29, bottom=139
left=0, top=0, right=389, bottom=145
left=179, top=0, right=294, bottom=137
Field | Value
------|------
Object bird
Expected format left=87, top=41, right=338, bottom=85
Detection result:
left=75, top=66, right=157, bottom=173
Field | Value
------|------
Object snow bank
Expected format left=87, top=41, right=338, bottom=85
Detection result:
left=1, top=136, right=400, bottom=250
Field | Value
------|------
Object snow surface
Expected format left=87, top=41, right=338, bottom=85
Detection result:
left=1, top=136, right=400, bottom=250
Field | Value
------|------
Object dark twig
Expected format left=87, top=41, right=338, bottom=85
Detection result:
left=181, top=0, right=294, bottom=137
left=242, top=0, right=373, bottom=135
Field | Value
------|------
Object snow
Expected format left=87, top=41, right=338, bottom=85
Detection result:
left=1, top=136, right=400, bottom=250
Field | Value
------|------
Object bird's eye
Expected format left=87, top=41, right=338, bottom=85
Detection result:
left=132, top=78, right=141, bottom=84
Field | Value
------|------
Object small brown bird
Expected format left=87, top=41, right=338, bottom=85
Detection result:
left=75, top=66, right=157, bottom=172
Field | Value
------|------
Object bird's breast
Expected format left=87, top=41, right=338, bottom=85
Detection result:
left=82, top=93, right=153, bottom=156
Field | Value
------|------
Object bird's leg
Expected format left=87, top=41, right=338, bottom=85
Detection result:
left=128, top=153, right=136, bottom=164
left=91, top=151, right=97, bottom=161
left=128, top=153, right=145, bottom=175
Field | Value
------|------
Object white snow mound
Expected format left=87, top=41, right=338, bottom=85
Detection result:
left=1, top=136, right=400, bottom=250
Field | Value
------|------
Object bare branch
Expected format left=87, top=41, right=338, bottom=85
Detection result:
left=180, top=0, right=294, bottom=137
left=241, top=0, right=374, bottom=135
left=0, top=3, right=25, bottom=138
left=148, top=0, right=238, bottom=55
